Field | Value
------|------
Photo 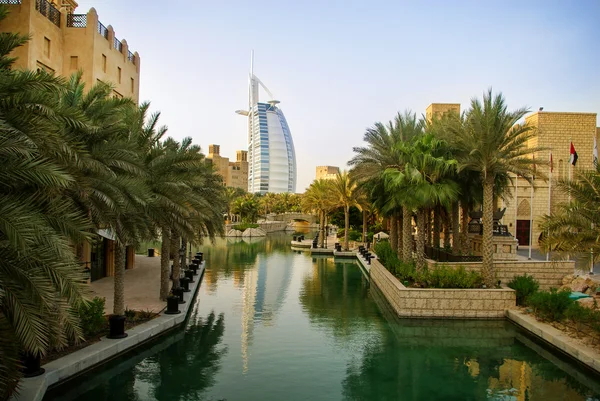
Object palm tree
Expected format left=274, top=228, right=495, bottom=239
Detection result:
left=539, top=164, right=600, bottom=262
left=444, top=89, right=542, bottom=286
left=384, top=134, right=459, bottom=271
left=330, top=171, right=361, bottom=251
left=302, top=179, right=334, bottom=247
left=350, top=111, right=424, bottom=261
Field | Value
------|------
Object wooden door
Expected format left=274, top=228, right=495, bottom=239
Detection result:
left=516, top=220, right=530, bottom=246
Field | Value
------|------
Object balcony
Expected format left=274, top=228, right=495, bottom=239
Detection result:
left=35, top=0, right=60, bottom=27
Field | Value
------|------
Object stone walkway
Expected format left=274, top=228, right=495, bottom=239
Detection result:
left=90, top=255, right=166, bottom=314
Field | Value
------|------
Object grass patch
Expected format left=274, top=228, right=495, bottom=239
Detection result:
left=232, top=223, right=259, bottom=232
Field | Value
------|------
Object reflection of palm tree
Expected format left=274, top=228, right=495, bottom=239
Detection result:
left=143, top=310, right=227, bottom=401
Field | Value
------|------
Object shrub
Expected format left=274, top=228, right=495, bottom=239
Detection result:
left=528, top=289, right=574, bottom=321
left=421, top=265, right=483, bottom=289
left=348, top=229, right=363, bottom=242
left=78, top=297, right=106, bottom=338
left=232, top=223, right=259, bottom=232
left=124, top=308, right=136, bottom=322
left=507, top=274, right=540, bottom=306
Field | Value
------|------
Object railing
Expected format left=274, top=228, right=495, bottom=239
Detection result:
left=97, top=21, right=108, bottom=39
left=113, top=37, right=123, bottom=53
left=424, top=245, right=482, bottom=263
left=127, top=50, right=135, bottom=64
left=35, top=0, right=60, bottom=27
left=0, top=0, right=22, bottom=4
left=67, top=13, right=86, bottom=27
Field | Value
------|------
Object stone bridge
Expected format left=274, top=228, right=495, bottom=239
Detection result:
left=266, top=212, right=317, bottom=224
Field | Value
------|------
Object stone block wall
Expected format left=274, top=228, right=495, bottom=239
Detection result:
left=370, top=259, right=515, bottom=319
left=425, top=259, right=574, bottom=290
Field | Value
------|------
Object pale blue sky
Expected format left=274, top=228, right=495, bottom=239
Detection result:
left=77, top=0, right=600, bottom=192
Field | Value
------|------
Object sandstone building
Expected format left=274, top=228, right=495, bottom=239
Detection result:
left=1, top=0, right=140, bottom=102
left=206, top=144, right=249, bottom=190
left=315, top=166, right=340, bottom=181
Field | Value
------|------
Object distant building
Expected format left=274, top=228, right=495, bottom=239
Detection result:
left=236, top=53, right=297, bottom=194
left=1, top=0, right=140, bottom=102
left=426, top=103, right=460, bottom=122
left=206, top=144, right=249, bottom=190
left=316, top=166, right=339, bottom=181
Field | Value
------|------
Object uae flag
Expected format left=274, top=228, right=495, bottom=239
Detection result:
left=570, top=142, right=578, bottom=166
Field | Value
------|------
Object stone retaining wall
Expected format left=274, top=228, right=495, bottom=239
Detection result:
left=425, top=259, right=574, bottom=290
left=370, top=259, right=515, bottom=319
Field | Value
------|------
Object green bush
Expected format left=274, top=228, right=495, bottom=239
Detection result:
left=78, top=297, right=106, bottom=338
left=232, top=223, right=259, bottom=232
left=507, top=274, right=540, bottom=306
left=348, top=229, right=363, bottom=241
left=422, top=265, right=483, bottom=289
left=528, top=289, right=574, bottom=321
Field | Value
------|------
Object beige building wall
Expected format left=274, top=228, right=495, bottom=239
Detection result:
left=207, top=144, right=249, bottom=190
left=426, top=103, right=461, bottom=122
left=501, top=112, right=598, bottom=248
left=1, top=0, right=140, bottom=102
left=316, top=165, right=339, bottom=180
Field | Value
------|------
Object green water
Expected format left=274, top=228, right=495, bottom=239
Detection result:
left=46, top=233, right=600, bottom=401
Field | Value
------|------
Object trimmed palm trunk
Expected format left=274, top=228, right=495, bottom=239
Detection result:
left=343, top=206, right=350, bottom=250
left=482, top=176, right=495, bottom=287
left=460, top=203, right=470, bottom=255
left=416, top=209, right=426, bottom=272
left=397, top=214, right=403, bottom=260
left=433, top=206, right=441, bottom=248
left=452, top=202, right=460, bottom=254
left=425, top=209, right=432, bottom=247
left=113, top=240, right=126, bottom=316
left=402, top=205, right=413, bottom=263
left=443, top=208, right=451, bottom=249
left=389, top=214, right=398, bottom=255
left=362, top=210, right=367, bottom=244
left=160, top=227, right=171, bottom=301
left=171, top=233, right=181, bottom=288
left=319, top=211, right=325, bottom=248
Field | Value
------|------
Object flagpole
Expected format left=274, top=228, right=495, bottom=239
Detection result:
left=547, top=151, right=552, bottom=261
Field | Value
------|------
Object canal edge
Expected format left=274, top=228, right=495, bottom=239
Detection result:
left=12, top=262, right=206, bottom=401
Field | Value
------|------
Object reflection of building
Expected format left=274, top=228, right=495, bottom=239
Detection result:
left=1, top=0, right=140, bottom=102
left=240, top=253, right=293, bottom=372
left=236, top=53, right=297, bottom=194
left=316, top=166, right=339, bottom=181
left=206, top=144, right=249, bottom=190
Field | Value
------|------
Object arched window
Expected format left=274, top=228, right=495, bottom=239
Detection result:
left=517, top=199, right=530, bottom=218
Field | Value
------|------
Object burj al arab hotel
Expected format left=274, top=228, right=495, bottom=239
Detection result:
left=236, top=54, right=297, bottom=194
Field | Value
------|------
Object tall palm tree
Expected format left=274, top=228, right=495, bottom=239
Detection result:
left=444, top=89, right=542, bottom=286
left=539, top=164, right=600, bottom=261
left=302, top=179, right=334, bottom=247
left=330, top=171, right=361, bottom=251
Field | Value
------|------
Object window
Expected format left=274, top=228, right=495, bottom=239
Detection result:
left=130, top=77, right=134, bottom=93
left=70, top=56, right=78, bottom=70
left=102, top=54, right=107, bottom=72
left=44, top=37, right=50, bottom=57
left=117, top=67, right=121, bottom=84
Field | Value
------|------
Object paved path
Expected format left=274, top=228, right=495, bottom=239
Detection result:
left=516, top=247, right=600, bottom=282
left=90, top=255, right=166, bottom=314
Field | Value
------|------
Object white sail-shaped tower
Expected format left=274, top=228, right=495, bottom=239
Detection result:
left=236, top=53, right=297, bottom=194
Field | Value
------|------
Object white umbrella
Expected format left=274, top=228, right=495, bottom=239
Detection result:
left=374, top=231, right=389, bottom=240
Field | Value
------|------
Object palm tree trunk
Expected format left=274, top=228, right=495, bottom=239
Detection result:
left=433, top=206, right=441, bottom=248
left=443, top=207, right=451, bottom=249
left=402, top=205, right=413, bottom=264
left=362, top=210, right=367, bottom=243
left=416, top=208, right=426, bottom=272
left=389, top=214, right=398, bottom=255
left=452, top=202, right=460, bottom=254
left=482, top=176, right=495, bottom=287
left=460, top=203, right=470, bottom=255
left=344, top=206, right=350, bottom=250
left=160, top=227, right=171, bottom=301
left=397, top=214, right=403, bottom=260
left=319, top=210, right=325, bottom=248
left=113, top=240, right=126, bottom=316
left=425, top=208, right=431, bottom=247
left=171, top=232, right=181, bottom=289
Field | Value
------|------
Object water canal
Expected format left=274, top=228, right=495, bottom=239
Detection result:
left=46, top=232, right=600, bottom=401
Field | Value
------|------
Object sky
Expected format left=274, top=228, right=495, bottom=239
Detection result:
left=76, top=0, right=600, bottom=192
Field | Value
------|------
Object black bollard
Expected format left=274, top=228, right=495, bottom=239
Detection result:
left=197, top=252, right=203, bottom=263
left=173, top=287, right=186, bottom=304
left=185, top=269, right=195, bottom=283
left=367, top=255, right=372, bottom=265
left=107, top=314, right=128, bottom=339
left=189, top=264, right=198, bottom=274
left=180, top=277, right=190, bottom=292
left=21, top=352, right=45, bottom=378
left=165, top=295, right=181, bottom=314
